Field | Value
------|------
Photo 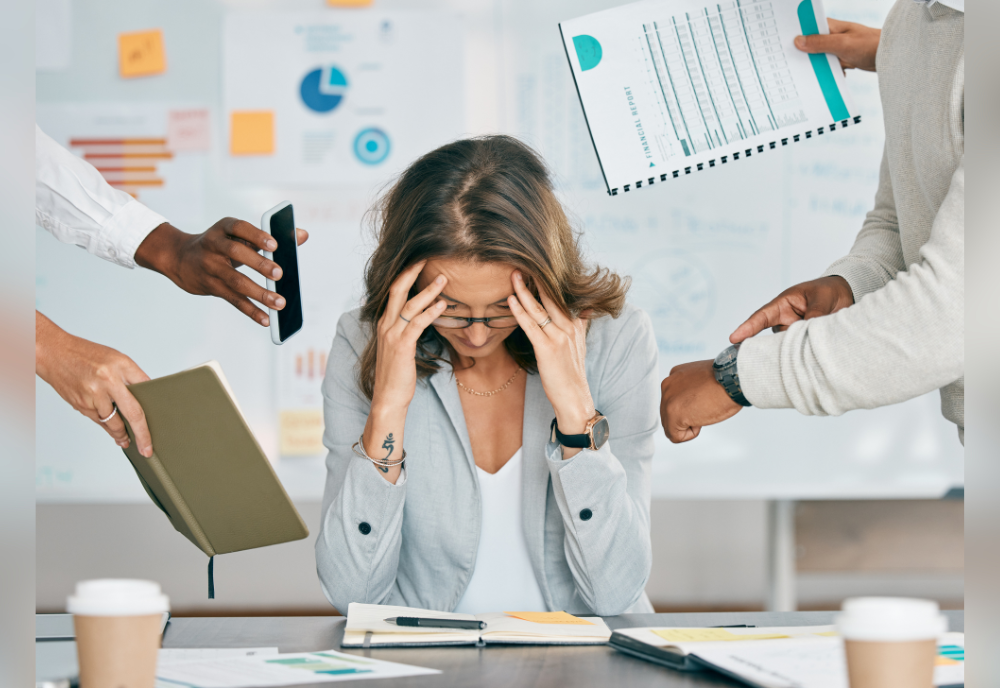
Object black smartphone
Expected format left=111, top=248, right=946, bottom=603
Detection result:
left=261, top=201, right=303, bottom=344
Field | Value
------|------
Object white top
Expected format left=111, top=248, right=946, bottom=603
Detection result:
left=35, top=125, right=167, bottom=269
left=453, top=448, right=548, bottom=614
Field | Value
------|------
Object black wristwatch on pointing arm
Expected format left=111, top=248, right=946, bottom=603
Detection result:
left=713, top=344, right=752, bottom=407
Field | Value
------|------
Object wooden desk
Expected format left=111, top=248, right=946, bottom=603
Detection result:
left=162, top=610, right=964, bottom=687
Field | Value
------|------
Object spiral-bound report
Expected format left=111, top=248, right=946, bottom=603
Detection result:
left=559, top=0, right=860, bottom=195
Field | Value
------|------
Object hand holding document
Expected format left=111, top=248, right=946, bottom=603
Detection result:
left=559, top=0, right=859, bottom=195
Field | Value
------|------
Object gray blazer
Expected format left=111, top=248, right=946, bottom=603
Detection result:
left=315, top=303, right=659, bottom=616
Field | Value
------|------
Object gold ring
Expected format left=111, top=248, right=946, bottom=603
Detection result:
left=538, top=317, right=552, bottom=329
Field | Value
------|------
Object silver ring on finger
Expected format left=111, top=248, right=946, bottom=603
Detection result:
left=537, top=317, right=552, bottom=329
left=99, top=403, right=119, bottom=424
left=399, top=314, right=411, bottom=323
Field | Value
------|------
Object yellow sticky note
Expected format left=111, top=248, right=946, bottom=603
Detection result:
left=936, top=656, right=960, bottom=666
left=505, top=611, right=594, bottom=626
left=814, top=631, right=839, bottom=637
left=279, top=409, right=325, bottom=456
left=118, top=29, right=166, bottom=78
left=230, top=111, right=275, bottom=156
left=652, top=628, right=790, bottom=643
left=327, top=0, right=373, bottom=6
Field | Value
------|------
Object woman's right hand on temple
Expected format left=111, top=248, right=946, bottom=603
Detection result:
left=365, top=262, right=447, bottom=483
left=370, top=261, right=448, bottom=413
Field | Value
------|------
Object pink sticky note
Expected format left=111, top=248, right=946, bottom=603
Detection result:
left=167, top=109, right=211, bottom=151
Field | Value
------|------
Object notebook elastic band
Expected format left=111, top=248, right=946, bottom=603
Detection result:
left=208, top=556, right=215, bottom=599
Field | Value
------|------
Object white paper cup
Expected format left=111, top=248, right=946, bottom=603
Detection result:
left=836, top=597, right=946, bottom=688
left=67, top=580, right=169, bottom=688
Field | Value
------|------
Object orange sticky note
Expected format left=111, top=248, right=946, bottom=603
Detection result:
left=230, top=111, right=274, bottom=156
left=505, top=611, right=594, bottom=626
left=118, top=29, right=166, bottom=78
left=327, top=0, right=373, bottom=6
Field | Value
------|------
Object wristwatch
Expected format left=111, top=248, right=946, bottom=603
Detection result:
left=550, top=410, right=610, bottom=451
left=713, top=344, right=752, bottom=407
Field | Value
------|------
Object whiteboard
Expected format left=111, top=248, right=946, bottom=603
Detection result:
left=35, top=0, right=963, bottom=503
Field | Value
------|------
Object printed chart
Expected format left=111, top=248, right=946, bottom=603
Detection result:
left=561, top=0, right=854, bottom=192
left=155, top=649, right=439, bottom=686
left=638, top=1, right=807, bottom=160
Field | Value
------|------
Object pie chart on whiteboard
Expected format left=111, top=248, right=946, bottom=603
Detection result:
left=299, top=66, right=348, bottom=113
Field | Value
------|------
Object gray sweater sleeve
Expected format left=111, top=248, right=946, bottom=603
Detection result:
left=739, top=159, right=964, bottom=415
left=544, top=308, right=658, bottom=616
left=821, top=146, right=907, bottom=300
left=315, top=314, right=408, bottom=614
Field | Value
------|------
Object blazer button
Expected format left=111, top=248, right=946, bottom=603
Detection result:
left=579, top=508, right=593, bottom=521
left=358, top=522, right=372, bottom=535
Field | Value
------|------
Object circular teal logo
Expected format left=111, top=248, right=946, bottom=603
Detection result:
left=353, top=128, right=391, bottom=165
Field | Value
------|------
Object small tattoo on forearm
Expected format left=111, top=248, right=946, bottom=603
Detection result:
left=376, top=433, right=395, bottom=472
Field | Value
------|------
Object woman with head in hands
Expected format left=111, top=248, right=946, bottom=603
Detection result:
left=316, top=136, right=659, bottom=616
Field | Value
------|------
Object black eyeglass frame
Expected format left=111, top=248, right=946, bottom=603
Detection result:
left=433, top=315, right=518, bottom=330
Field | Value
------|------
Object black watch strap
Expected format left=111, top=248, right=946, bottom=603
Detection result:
left=550, top=410, right=606, bottom=449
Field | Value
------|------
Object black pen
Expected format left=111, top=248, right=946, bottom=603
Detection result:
left=385, top=616, right=486, bottom=630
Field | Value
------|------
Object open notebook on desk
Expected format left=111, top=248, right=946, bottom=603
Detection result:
left=342, top=603, right=612, bottom=648
left=611, top=625, right=836, bottom=671
left=610, top=626, right=964, bottom=687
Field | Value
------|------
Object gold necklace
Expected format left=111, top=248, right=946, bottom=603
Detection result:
left=456, top=366, right=523, bottom=397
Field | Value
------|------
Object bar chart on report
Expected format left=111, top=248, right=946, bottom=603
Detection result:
left=639, top=1, right=805, bottom=161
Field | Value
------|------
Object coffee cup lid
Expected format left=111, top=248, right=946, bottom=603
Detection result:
left=67, top=579, right=170, bottom=616
left=836, top=597, right=946, bottom=641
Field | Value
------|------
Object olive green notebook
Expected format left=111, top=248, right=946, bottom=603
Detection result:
left=121, top=361, right=308, bottom=597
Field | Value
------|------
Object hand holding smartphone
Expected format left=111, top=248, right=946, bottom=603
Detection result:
left=261, top=201, right=303, bottom=344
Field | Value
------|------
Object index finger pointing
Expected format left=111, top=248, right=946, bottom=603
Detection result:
left=730, top=305, right=781, bottom=344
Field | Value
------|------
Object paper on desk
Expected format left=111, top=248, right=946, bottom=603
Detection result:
left=689, top=633, right=964, bottom=688
left=155, top=649, right=439, bottom=687
left=653, top=628, right=789, bottom=642
left=159, top=647, right=279, bottom=665
left=504, top=611, right=594, bottom=625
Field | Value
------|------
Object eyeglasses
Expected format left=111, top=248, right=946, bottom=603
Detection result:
left=432, top=315, right=518, bottom=330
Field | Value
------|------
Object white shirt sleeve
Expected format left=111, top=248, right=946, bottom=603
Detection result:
left=35, top=125, right=168, bottom=269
